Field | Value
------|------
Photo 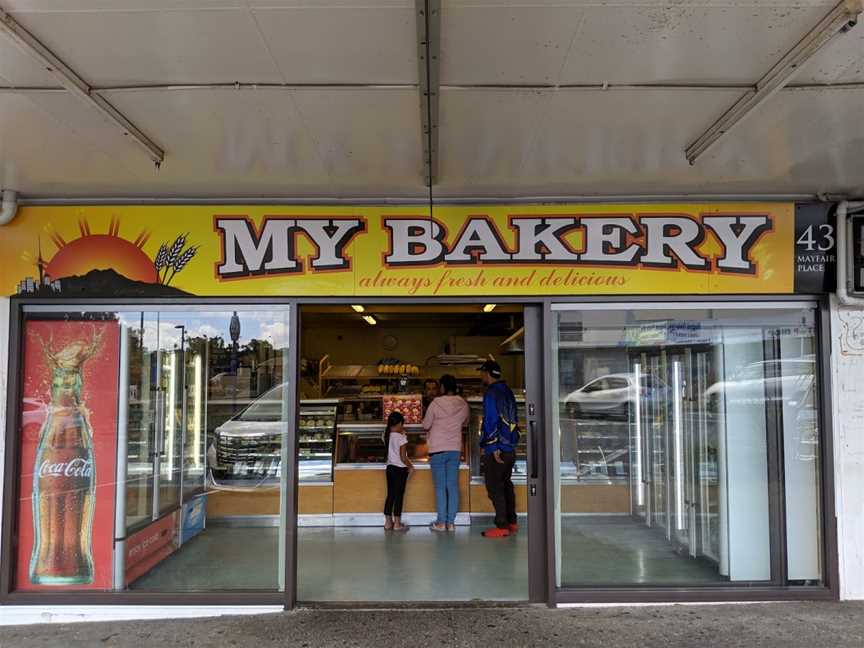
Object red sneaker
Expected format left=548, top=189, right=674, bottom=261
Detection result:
left=508, top=523, right=519, bottom=534
left=482, top=527, right=511, bottom=538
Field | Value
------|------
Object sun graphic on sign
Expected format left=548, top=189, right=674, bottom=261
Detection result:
left=39, top=215, right=159, bottom=283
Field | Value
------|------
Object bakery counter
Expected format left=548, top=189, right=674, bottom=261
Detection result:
left=333, top=462, right=471, bottom=515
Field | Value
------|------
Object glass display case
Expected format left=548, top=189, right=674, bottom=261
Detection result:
left=336, top=423, right=431, bottom=464
left=298, top=399, right=338, bottom=482
left=467, top=397, right=528, bottom=480
left=335, top=396, right=468, bottom=465
left=558, top=410, right=630, bottom=483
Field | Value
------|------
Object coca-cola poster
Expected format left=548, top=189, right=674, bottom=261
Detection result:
left=16, top=319, right=120, bottom=591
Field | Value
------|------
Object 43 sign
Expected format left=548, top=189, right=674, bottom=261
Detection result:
left=794, top=203, right=837, bottom=293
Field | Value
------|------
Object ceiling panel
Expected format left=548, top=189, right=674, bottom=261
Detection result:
left=0, top=86, right=425, bottom=197
left=440, top=6, right=585, bottom=84
left=0, top=92, right=149, bottom=195
left=7, top=9, right=282, bottom=86
left=2, top=1, right=245, bottom=10
left=102, top=88, right=336, bottom=196
left=441, top=1, right=838, bottom=85
left=560, top=3, right=834, bottom=84
left=247, top=1, right=412, bottom=7
left=436, top=86, right=864, bottom=197
left=2, top=83, right=862, bottom=198
left=436, top=88, right=542, bottom=188
left=0, top=36, right=61, bottom=87
left=252, top=7, right=417, bottom=84
left=796, top=25, right=864, bottom=83
left=703, top=87, right=864, bottom=194
left=0, top=87, right=428, bottom=198
left=289, top=88, right=425, bottom=196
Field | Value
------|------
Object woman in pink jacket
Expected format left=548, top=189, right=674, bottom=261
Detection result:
left=423, top=374, right=470, bottom=532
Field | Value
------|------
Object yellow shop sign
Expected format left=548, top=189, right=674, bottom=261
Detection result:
left=0, top=203, right=807, bottom=298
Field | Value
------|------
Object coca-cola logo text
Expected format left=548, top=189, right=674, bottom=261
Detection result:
left=38, top=457, right=93, bottom=479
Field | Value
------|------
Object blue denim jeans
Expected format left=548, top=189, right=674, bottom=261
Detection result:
left=430, top=450, right=460, bottom=524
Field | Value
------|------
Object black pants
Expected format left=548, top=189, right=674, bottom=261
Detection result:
left=384, top=465, right=410, bottom=517
left=483, top=451, right=517, bottom=529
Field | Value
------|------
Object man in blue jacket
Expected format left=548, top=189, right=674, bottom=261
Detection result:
left=477, top=360, right=520, bottom=538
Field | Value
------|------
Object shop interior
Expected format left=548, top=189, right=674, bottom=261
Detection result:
left=293, top=305, right=528, bottom=601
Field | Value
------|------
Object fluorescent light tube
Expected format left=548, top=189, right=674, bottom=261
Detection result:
left=686, top=0, right=862, bottom=164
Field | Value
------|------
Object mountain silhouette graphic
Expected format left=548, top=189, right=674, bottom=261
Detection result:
left=56, top=268, right=192, bottom=297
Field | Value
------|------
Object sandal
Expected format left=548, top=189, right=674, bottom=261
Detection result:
left=393, top=524, right=410, bottom=532
left=446, top=523, right=456, bottom=532
left=430, top=522, right=447, bottom=532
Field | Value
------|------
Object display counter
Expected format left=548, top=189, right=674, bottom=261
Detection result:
left=207, top=394, right=633, bottom=522
left=336, top=423, right=468, bottom=465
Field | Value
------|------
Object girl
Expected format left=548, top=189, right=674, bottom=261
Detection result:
left=383, top=411, right=413, bottom=531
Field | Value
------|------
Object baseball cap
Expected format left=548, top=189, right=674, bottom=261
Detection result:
left=477, top=360, right=502, bottom=379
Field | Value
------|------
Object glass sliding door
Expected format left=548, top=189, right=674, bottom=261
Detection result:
left=124, top=313, right=158, bottom=532
left=120, top=307, right=292, bottom=592
left=551, top=303, right=825, bottom=589
left=156, top=324, right=184, bottom=517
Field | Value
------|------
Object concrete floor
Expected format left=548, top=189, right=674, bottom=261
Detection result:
left=130, top=516, right=724, bottom=597
left=2, top=603, right=863, bottom=647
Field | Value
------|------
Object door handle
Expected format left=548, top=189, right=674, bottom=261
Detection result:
left=154, top=390, right=166, bottom=456
left=529, top=419, right=538, bottom=480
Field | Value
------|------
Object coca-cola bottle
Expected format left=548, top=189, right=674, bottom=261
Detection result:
left=29, top=330, right=102, bottom=585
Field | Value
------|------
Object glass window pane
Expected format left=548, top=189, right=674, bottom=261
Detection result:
left=14, top=307, right=291, bottom=593
left=780, top=334, right=822, bottom=584
left=552, top=306, right=824, bottom=588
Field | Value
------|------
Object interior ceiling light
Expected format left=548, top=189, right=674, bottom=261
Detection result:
left=351, top=305, right=365, bottom=313
left=483, top=304, right=497, bottom=313
left=686, top=0, right=863, bottom=165
left=362, top=315, right=377, bottom=326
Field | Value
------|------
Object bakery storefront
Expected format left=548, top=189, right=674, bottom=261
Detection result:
left=0, top=202, right=838, bottom=607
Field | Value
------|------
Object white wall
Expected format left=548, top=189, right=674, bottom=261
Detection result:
left=831, top=297, right=864, bottom=599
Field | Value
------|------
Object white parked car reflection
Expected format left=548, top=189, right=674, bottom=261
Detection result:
left=564, top=373, right=666, bottom=420
left=704, top=358, right=816, bottom=408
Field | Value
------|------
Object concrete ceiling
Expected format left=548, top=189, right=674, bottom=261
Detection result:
left=0, top=0, right=862, bottom=200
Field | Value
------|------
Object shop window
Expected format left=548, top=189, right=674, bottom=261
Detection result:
left=551, top=306, right=824, bottom=588
left=13, top=307, right=291, bottom=593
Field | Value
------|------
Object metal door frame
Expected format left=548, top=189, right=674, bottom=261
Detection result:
left=523, top=304, right=550, bottom=603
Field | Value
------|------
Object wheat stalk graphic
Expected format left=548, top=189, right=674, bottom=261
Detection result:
left=154, top=243, right=168, bottom=276
left=164, top=245, right=198, bottom=286
left=154, top=234, right=197, bottom=285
